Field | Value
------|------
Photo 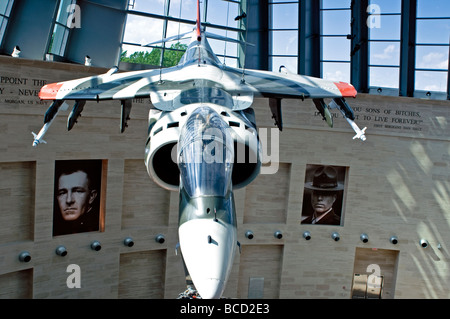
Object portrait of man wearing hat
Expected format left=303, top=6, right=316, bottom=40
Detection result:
left=301, top=165, right=345, bottom=225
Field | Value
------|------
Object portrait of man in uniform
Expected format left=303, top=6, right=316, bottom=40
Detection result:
left=53, top=159, right=103, bottom=236
left=301, top=165, right=346, bottom=226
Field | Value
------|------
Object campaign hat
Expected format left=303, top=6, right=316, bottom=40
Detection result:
left=304, top=166, right=344, bottom=191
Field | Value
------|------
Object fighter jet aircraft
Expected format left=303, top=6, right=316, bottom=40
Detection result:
left=34, top=0, right=365, bottom=299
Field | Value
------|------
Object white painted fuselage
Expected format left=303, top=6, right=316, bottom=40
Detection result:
left=178, top=202, right=237, bottom=299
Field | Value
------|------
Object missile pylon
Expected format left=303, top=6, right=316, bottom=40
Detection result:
left=32, top=105, right=61, bottom=146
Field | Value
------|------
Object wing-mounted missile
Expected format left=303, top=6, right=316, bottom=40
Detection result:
left=120, top=99, right=132, bottom=133
left=347, top=119, right=367, bottom=141
left=330, top=97, right=354, bottom=120
left=32, top=100, right=66, bottom=146
left=329, top=98, right=367, bottom=141
left=32, top=131, right=47, bottom=146
left=67, top=100, right=86, bottom=131
left=269, top=98, right=283, bottom=131
left=313, top=98, right=333, bottom=128
left=44, top=100, right=64, bottom=123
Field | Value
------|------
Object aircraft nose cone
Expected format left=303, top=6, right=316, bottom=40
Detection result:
left=195, top=278, right=224, bottom=299
left=178, top=219, right=237, bottom=299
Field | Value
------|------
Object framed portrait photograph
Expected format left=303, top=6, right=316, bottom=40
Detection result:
left=300, top=164, right=347, bottom=226
left=53, top=159, right=105, bottom=236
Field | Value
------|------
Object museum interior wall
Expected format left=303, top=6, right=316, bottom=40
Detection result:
left=0, top=55, right=448, bottom=299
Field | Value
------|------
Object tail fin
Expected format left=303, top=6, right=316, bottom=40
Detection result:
left=196, top=0, right=201, bottom=41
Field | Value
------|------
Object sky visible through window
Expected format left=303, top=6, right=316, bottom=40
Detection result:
left=123, top=0, right=241, bottom=66
left=123, top=0, right=449, bottom=93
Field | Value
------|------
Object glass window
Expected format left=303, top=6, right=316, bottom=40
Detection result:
left=415, top=70, right=448, bottom=92
left=129, top=0, right=165, bottom=15
left=415, top=45, right=449, bottom=70
left=322, top=0, right=351, bottom=9
left=368, top=0, right=401, bottom=90
left=269, top=0, right=298, bottom=3
left=270, top=56, right=298, bottom=74
left=369, top=0, right=401, bottom=14
left=56, top=0, right=76, bottom=26
left=270, top=3, right=298, bottom=29
left=0, top=17, right=7, bottom=45
left=166, top=21, right=195, bottom=40
left=49, top=24, right=69, bottom=56
left=321, top=10, right=351, bottom=35
left=271, top=30, right=298, bottom=56
left=369, top=42, right=400, bottom=66
left=416, top=19, right=450, bottom=44
left=48, top=0, right=77, bottom=57
left=207, top=0, right=240, bottom=29
left=123, top=15, right=164, bottom=46
left=320, top=2, right=351, bottom=81
left=0, top=0, right=14, bottom=46
left=417, top=0, right=450, bottom=18
left=0, top=0, right=14, bottom=16
left=269, top=1, right=299, bottom=72
left=369, top=66, right=400, bottom=88
left=168, top=0, right=195, bottom=21
left=322, top=62, right=350, bottom=83
left=368, top=15, right=401, bottom=40
left=322, top=37, right=351, bottom=61
left=207, top=27, right=239, bottom=62
left=122, top=0, right=243, bottom=67
left=120, top=44, right=153, bottom=62
left=415, top=0, right=450, bottom=94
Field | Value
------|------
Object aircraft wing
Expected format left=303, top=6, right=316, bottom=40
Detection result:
left=220, top=65, right=361, bottom=135
left=40, top=63, right=356, bottom=102
left=39, top=63, right=356, bottom=104
left=223, top=65, right=357, bottom=100
left=38, top=61, right=362, bottom=137
left=38, top=67, right=167, bottom=101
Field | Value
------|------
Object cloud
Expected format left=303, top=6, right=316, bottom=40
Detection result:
left=123, top=15, right=164, bottom=45
left=369, top=67, right=399, bottom=88
left=373, top=44, right=396, bottom=60
left=423, top=84, right=442, bottom=91
left=324, top=70, right=346, bottom=82
left=123, top=15, right=193, bottom=47
left=419, top=52, right=448, bottom=69
left=415, top=70, right=447, bottom=92
left=132, top=0, right=165, bottom=12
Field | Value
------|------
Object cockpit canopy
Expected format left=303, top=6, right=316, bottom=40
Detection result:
left=178, top=106, right=234, bottom=198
